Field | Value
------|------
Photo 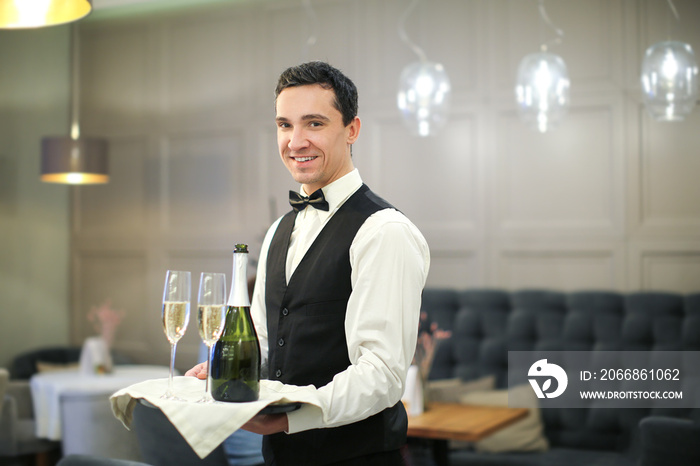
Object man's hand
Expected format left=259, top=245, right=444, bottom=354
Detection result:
left=242, top=413, right=289, bottom=435
left=184, top=362, right=208, bottom=379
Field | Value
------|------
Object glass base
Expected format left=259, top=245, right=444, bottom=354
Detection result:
left=160, top=390, right=187, bottom=402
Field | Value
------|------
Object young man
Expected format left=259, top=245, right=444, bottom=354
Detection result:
left=188, top=61, right=429, bottom=466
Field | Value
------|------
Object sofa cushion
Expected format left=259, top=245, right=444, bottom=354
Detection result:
left=449, top=447, right=636, bottom=466
left=460, top=384, right=548, bottom=454
left=426, top=375, right=495, bottom=403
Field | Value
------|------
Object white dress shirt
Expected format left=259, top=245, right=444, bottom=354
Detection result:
left=250, top=169, right=430, bottom=434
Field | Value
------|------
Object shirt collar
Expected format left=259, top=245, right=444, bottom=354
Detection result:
left=297, top=169, right=362, bottom=220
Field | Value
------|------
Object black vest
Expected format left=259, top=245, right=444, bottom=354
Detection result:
left=262, top=184, right=408, bottom=466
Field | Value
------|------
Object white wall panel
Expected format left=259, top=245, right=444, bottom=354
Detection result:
left=496, top=249, right=618, bottom=291
left=164, top=12, right=250, bottom=126
left=265, top=1, right=357, bottom=89
left=641, top=252, right=700, bottom=294
left=74, top=136, right=149, bottom=237
left=426, top=251, right=481, bottom=289
left=494, top=102, right=622, bottom=235
left=80, top=25, right=152, bottom=135
left=376, top=114, right=479, bottom=239
left=638, top=109, right=700, bottom=231
left=73, top=251, right=150, bottom=359
left=629, top=242, right=700, bottom=293
left=164, top=131, right=245, bottom=237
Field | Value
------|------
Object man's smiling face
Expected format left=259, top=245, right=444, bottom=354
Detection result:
left=275, top=84, right=360, bottom=195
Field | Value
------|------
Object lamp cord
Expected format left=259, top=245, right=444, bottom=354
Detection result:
left=665, top=0, right=680, bottom=41
left=301, top=0, right=317, bottom=62
left=538, top=0, right=564, bottom=52
left=70, top=24, right=81, bottom=140
left=398, top=0, right=427, bottom=62
left=666, top=0, right=680, bottom=21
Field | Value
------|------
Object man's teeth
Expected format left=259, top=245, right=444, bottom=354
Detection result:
left=296, top=156, right=315, bottom=162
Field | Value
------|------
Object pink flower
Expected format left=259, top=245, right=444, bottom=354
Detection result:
left=87, top=300, right=125, bottom=347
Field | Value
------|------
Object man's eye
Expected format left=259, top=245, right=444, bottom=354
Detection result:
left=310, top=121, right=323, bottom=127
left=278, top=122, right=290, bottom=128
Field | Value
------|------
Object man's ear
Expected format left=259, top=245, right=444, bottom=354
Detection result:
left=346, top=116, right=361, bottom=144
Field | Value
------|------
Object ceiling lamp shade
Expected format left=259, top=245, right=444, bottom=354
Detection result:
left=397, top=61, right=452, bottom=137
left=41, top=137, right=108, bottom=184
left=641, top=41, right=699, bottom=121
left=0, top=0, right=92, bottom=29
left=515, top=52, right=571, bottom=133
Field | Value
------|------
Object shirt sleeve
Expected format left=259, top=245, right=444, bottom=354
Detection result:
left=286, top=209, right=430, bottom=433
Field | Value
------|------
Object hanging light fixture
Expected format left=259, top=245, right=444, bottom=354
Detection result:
left=640, top=0, right=698, bottom=122
left=396, top=0, right=451, bottom=137
left=41, top=24, right=108, bottom=185
left=515, top=0, right=570, bottom=133
left=0, top=0, right=92, bottom=29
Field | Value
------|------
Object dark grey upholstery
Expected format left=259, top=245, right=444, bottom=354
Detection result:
left=639, top=416, right=700, bottom=466
left=421, top=288, right=700, bottom=466
left=10, top=346, right=133, bottom=380
left=57, top=454, right=151, bottom=466
left=130, top=401, right=228, bottom=466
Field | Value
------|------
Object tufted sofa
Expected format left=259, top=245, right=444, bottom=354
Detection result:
left=420, top=289, right=700, bottom=466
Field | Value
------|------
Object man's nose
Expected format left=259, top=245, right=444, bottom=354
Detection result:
left=288, top=128, right=309, bottom=151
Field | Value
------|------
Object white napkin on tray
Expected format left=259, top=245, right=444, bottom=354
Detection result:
left=110, top=377, right=323, bottom=459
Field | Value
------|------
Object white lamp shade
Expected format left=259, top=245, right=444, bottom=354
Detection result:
left=397, top=61, right=451, bottom=137
left=515, top=52, right=571, bottom=133
left=641, top=41, right=699, bottom=121
left=0, top=0, right=92, bottom=29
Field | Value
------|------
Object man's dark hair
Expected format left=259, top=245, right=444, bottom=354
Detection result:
left=275, top=61, right=358, bottom=127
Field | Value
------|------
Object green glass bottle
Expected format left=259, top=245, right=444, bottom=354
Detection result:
left=211, top=244, right=261, bottom=402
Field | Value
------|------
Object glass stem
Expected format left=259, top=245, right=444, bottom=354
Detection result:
left=168, top=342, right=177, bottom=392
left=205, top=345, right=213, bottom=396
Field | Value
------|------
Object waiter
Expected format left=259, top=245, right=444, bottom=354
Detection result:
left=188, top=61, right=429, bottom=466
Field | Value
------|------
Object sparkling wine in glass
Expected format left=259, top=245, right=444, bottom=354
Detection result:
left=196, top=272, right=227, bottom=403
left=161, top=270, right=191, bottom=400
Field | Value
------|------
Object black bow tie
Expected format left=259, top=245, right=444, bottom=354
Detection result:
left=289, top=189, right=329, bottom=212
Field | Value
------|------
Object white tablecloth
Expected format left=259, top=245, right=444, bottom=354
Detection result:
left=30, top=364, right=171, bottom=440
left=110, top=377, right=324, bottom=459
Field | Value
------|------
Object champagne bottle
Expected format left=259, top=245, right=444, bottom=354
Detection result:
left=211, top=244, right=261, bottom=402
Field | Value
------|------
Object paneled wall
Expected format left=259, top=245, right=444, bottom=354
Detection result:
left=74, top=0, right=700, bottom=371
left=0, top=26, right=72, bottom=368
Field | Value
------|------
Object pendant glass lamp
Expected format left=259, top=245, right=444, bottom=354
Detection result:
left=0, top=0, right=92, bottom=29
left=41, top=24, right=108, bottom=185
left=397, top=61, right=451, bottom=137
left=515, top=52, right=570, bottom=133
left=396, top=0, right=451, bottom=137
left=514, top=0, right=570, bottom=133
left=641, top=41, right=699, bottom=121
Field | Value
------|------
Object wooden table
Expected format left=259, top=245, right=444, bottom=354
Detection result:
left=407, top=402, right=529, bottom=465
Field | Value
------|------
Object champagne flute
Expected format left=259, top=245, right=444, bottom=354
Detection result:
left=161, top=270, right=191, bottom=400
left=196, top=272, right=227, bottom=403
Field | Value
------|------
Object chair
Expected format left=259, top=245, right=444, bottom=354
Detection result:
left=0, top=367, right=61, bottom=466
left=57, top=454, right=151, bottom=466
left=10, top=346, right=131, bottom=380
left=60, top=389, right=143, bottom=462
left=130, top=401, right=228, bottom=466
